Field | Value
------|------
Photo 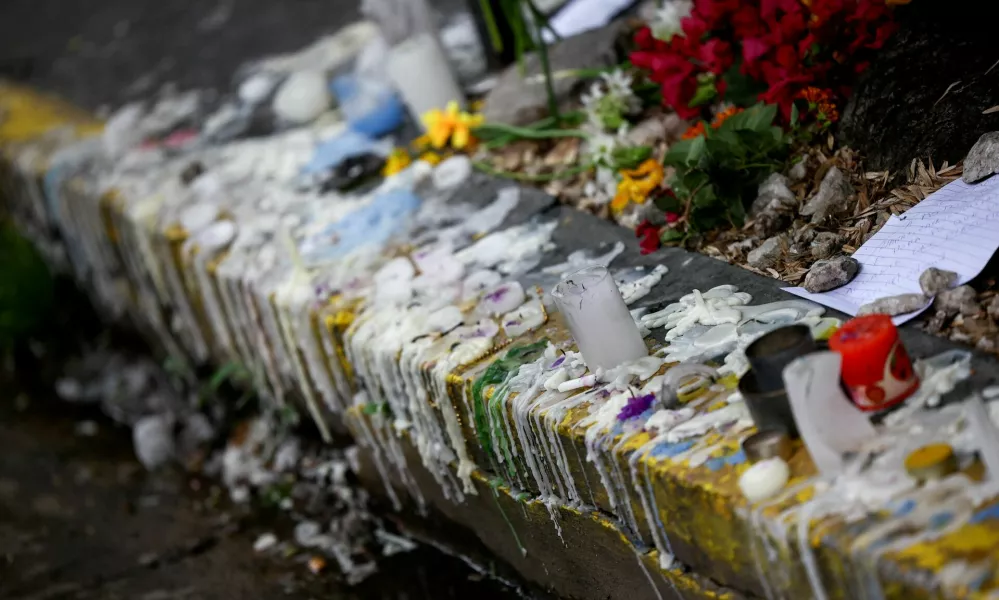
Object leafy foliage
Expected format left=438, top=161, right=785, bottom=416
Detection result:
left=0, top=222, right=53, bottom=350
left=659, top=103, right=789, bottom=233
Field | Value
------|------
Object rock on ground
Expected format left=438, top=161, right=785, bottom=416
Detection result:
left=988, top=296, right=999, bottom=321
left=800, top=166, right=852, bottom=224
left=750, top=173, right=796, bottom=216
left=810, top=232, right=842, bottom=260
left=963, top=132, right=999, bottom=183
left=482, top=22, right=627, bottom=125
left=803, top=256, right=859, bottom=293
left=919, top=267, right=959, bottom=296
left=747, top=235, right=785, bottom=270
left=935, top=285, right=981, bottom=317
left=858, top=293, right=929, bottom=316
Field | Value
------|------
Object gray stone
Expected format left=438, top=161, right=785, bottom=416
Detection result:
left=750, top=173, right=796, bottom=216
left=747, top=235, right=785, bottom=270
left=753, top=211, right=789, bottom=238
left=963, top=132, right=999, bottom=183
left=788, top=155, right=808, bottom=181
left=626, top=116, right=667, bottom=147
left=809, top=232, right=842, bottom=260
left=918, top=267, right=959, bottom=297
left=988, top=295, right=999, bottom=321
left=800, top=166, right=852, bottom=224
left=858, top=293, right=929, bottom=316
left=935, top=285, right=981, bottom=317
left=482, top=23, right=626, bottom=126
left=803, top=256, right=860, bottom=293
left=132, top=415, right=176, bottom=470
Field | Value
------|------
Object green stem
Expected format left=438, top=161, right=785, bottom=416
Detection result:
left=526, top=1, right=560, bottom=124
left=473, top=161, right=594, bottom=182
left=478, top=0, right=504, bottom=53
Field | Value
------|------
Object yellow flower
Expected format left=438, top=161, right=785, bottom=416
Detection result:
left=382, top=148, right=412, bottom=176
left=418, top=151, right=443, bottom=166
left=420, top=101, right=483, bottom=151
left=611, top=159, right=665, bottom=214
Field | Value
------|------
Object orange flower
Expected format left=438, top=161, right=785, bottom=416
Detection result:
left=711, top=106, right=743, bottom=128
left=798, top=87, right=833, bottom=105
left=681, top=121, right=707, bottom=140
left=610, top=159, right=665, bottom=214
left=817, top=102, right=839, bottom=123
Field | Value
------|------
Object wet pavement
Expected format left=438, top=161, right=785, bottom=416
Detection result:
left=0, top=386, right=521, bottom=600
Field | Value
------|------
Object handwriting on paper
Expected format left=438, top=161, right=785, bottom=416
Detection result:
left=785, top=176, right=999, bottom=324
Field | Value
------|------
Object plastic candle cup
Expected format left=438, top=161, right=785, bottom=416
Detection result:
left=829, top=315, right=919, bottom=412
left=551, top=266, right=647, bottom=371
left=744, top=324, right=816, bottom=393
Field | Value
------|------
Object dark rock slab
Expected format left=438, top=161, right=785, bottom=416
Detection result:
left=839, top=4, right=999, bottom=173
left=481, top=21, right=628, bottom=126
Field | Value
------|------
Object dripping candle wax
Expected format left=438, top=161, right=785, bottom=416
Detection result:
left=828, top=315, right=919, bottom=412
left=551, top=266, right=647, bottom=371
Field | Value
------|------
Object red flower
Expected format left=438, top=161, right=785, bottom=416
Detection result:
left=635, top=220, right=661, bottom=255
left=666, top=212, right=680, bottom=224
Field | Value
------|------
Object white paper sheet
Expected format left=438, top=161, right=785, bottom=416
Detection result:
left=785, top=175, right=999, bottom=324
left=542, top=0, right=635, bottom=42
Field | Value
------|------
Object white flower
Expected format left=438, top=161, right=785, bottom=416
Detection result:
left=652, top=0, right=693, bottom=42
left=581, top=69, right=640, bottom=132
left=584, top=167, right=620, bottom=206
left=583, top=124, right=630, bottom=167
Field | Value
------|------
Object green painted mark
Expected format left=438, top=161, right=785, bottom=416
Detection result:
left=471, top=340, right=548, bottom=475
left=490, top=478, right=526, bottom=557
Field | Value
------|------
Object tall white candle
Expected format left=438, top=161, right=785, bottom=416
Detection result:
left=385, top=31, right=467, bottom=123
left=551, top=266, right=647, bottom=371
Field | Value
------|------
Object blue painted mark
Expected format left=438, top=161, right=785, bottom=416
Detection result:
left=725, top=449, right=747, bottom=465
left=929, top=511, right=954, bottom=530
left=705, top=457, right=725, bottom=471
left=891, top=499, right=917, bottom=518
left=969, top=503, right=999, bottom=524
left=650, top=440, right=696, bottom=459
left=970, top=569, right=991, bottom=591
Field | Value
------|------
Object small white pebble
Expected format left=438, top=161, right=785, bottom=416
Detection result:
left=984, top=385, right=999, bottom=400
left=253, top=532, right=278, bottom=553
left=75, top=420, right=98, bottom=437
left=544, top=368, right=568, bottom=391
left=738, top=458, right=790, bottom=504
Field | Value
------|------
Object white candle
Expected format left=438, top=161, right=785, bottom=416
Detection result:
left=551, top=266, right=648, bottom=371
left=385, top=31, right=466, bottom=123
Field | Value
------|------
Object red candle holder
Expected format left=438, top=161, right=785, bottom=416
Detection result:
left=828, top=315, right=919, bottom=412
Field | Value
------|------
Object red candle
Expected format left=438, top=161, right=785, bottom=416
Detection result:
left=829, top=315, right=919, bottom=412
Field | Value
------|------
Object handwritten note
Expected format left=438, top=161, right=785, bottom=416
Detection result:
left=785, top=176, right=999, bottom=324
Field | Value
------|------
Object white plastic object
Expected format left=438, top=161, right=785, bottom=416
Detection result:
left=551, top=266, right=648, bottom=371
left=782, top=352, right=877, bottom=477
left=966, top=394, right=999, bottom=481
left=738, top=457, right=790, bottom=503
left=272, top=71, right=332, bottom=124
left=385, top=31, right=466, bottom=123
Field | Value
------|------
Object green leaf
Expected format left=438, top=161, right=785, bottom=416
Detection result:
left=721, top=61, right=767, bottom=107
left=654, top=191, right=683, bottom=213
left=688, top=81, right=717, bottom=108
left=611, top=145, right=653, bottom=170
left=660, top=229, right=685, bottom=243
left=362, top=402, right=380, bottom=415
left=790, top=102, right=800, bottom=126
left=664, top=135, right=706, bottom=168
left=691, top=184, right=717, bottom=208
left=681, top=169, right=710, bottom=192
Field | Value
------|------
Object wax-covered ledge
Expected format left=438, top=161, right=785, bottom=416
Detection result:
left=345, top=408, right=747, bottom=600
left=7, top=83, right=999, bottom=600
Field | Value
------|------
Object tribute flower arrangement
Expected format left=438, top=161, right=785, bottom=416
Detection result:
left=630, top=0, right=897, bottom=123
